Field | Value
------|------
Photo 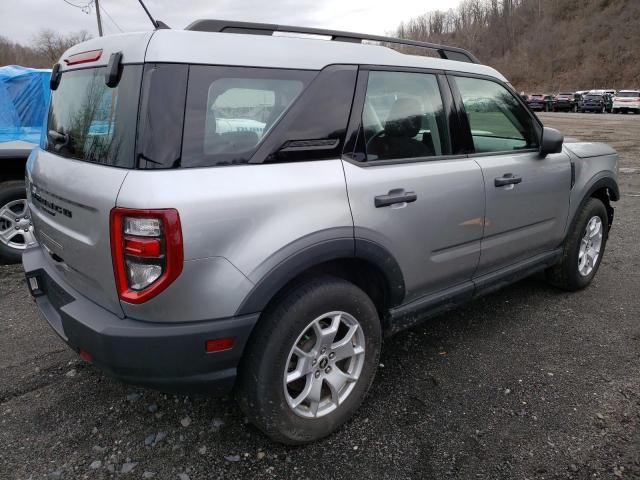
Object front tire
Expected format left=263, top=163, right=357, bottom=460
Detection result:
left=237, top=276, right=382, bottom=444
left=546, top=198, right=608, bottom=291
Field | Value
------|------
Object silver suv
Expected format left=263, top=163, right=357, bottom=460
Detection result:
left=23, top=20, right=620, bottom=444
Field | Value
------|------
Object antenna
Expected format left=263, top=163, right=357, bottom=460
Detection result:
left=136, top=0, right=170, bottom=29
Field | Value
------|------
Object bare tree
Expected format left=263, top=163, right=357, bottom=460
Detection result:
left=31, top=29, right=91, bottom=65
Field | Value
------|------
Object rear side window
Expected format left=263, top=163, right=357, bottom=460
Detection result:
left=362, top=71, right=449, bottom=161
left=454, top=76, right=539, bottom=153
left=181, top=67, right=313, bottom=167
left=44, top=66, right=142, bottom=167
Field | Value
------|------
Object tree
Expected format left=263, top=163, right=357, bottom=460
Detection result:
left=31, top=29, right=91, bottom=65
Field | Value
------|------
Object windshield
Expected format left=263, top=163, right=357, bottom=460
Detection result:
left=617, top=92, right=640, bottom=98
left=44, top=66, right=142, bottom=168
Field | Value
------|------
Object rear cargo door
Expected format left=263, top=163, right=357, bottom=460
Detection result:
left=27, top=153, right=129, bottom=315
left=26, top=64, right=143, bottom=315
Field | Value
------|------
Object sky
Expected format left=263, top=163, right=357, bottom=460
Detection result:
left=0, top=0, right=463, bottom=45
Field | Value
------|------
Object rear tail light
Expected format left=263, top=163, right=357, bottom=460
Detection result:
left=110, top=208, right=183, bottom=304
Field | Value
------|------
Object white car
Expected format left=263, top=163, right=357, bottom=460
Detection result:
left=612, top=90, right=640, bottom=114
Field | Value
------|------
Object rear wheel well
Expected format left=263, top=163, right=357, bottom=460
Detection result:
left=0, top=157, right=28, bottom=183
left=262, top=258, right=391, bottom=321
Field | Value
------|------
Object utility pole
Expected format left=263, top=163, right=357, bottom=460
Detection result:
left=95, top=0, right=103, bottom=36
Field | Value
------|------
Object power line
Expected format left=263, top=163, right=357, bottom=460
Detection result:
left=100, top=4, right=124, bottom=33
left=61, top=0, right=93, bottom=13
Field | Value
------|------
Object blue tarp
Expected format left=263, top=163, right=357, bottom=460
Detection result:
left=0, top=65, right=51, bottom=144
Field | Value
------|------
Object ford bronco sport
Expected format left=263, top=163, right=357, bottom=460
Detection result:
left=23, top=20, right=620, bottom=444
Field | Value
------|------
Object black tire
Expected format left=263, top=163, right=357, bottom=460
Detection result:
left=0, top=180, right=29, bottom=264
left=546, top=198, right=609, bottom=291
left=237, top=276, right=382, bottom=444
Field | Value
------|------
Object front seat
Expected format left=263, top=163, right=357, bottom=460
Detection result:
left=368, top=98, right=432, bottom=160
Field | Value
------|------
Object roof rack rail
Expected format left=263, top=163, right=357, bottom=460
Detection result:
left=184, top=19, right=480, bottom=64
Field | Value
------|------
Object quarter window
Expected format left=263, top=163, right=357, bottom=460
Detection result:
left=454, top=76, right=539, bottom=153
left=362, top=71, right=448, bottom=161
left=182, top=67, right=313, bottom=167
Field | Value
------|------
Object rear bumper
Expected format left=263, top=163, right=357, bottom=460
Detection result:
left=22, top=247, right=259, bottom=394
left=612, top=104, right=640, bottom=110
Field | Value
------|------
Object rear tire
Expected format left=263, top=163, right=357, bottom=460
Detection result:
left=546, top=198, right=608, bottom=291
left=0, top=180, right=33, bottom=264
left=237, top=276, right=382, bottom=444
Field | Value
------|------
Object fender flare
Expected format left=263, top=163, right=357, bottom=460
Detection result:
left=563, top=175, right=619, bottom=242
left=235, top=238, right=406, bottom=316
left=583, top=175, right=619, bottom=202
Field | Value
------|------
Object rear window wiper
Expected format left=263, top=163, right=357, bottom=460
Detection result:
left=48, top=129, right=73, bottom=152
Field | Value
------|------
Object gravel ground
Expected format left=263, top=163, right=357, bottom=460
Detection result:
left=0, top=113, right=639, bottom=480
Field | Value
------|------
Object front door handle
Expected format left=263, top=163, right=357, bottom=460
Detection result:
left=494, top=173, right=522, bottom=187
left=374, top=189, right=417, bottom=208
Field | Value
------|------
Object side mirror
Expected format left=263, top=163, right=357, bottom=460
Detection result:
left=540, top=127, right=563, bottom=156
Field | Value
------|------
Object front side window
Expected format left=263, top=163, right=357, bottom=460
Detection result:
left=454, top=76, right=539, bottom=153
left=182, top=67, right=313, bottom=167
left=362, top=71, right=448, bottom=161
left=44, top=66, right=142, bottom=167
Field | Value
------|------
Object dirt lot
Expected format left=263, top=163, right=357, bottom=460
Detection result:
left=1, top=113, right=639, bottom=480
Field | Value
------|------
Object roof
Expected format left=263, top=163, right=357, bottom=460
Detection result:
left=60, top=29, right=506, bottom=82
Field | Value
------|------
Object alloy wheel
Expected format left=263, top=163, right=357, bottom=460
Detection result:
left=283, top=311, right=366, bottom=419
left=578, top=216, right=603, bottom=277
left=0, top=199, right=36, bottom=251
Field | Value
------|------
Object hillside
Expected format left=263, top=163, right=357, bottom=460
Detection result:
left=395, top=0, right=640, bottom=92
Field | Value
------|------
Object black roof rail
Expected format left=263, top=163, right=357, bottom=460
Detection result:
left=184, top=19, right=480, bottom=64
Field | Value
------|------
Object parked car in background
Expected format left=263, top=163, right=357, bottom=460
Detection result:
left=612, top=90, right=640, bottom=114
left=581, top=93, right=609, bottom=113
left=573, top=92, right=586, bottom=111
left=587, top=90, right=614, bottom=112
left=527, top=94, right=554, bottom=111
left=553, top=92, right=577, bottom=112
left=0, top=65, right=50, bottom=263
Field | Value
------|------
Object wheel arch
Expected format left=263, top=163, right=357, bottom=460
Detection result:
left=0, top=156, right=29, bottom=183
left=235, top=238, right=406, bottom=319
left=584, top=176, right=618, bottom=228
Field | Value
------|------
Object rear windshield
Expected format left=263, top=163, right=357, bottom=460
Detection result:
left=44, top=66, right=142, bottom=168
left=617, top=91, right=640, bottom=97
left=585, top=95, right=602, bottom=100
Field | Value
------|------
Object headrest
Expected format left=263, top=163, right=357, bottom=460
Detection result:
left=385, top=98, right=423, bottom=138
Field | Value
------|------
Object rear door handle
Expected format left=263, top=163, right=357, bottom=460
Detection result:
left=374, top=189, right=417, bottom=208
left=494, top=173, right=522, bottom=187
